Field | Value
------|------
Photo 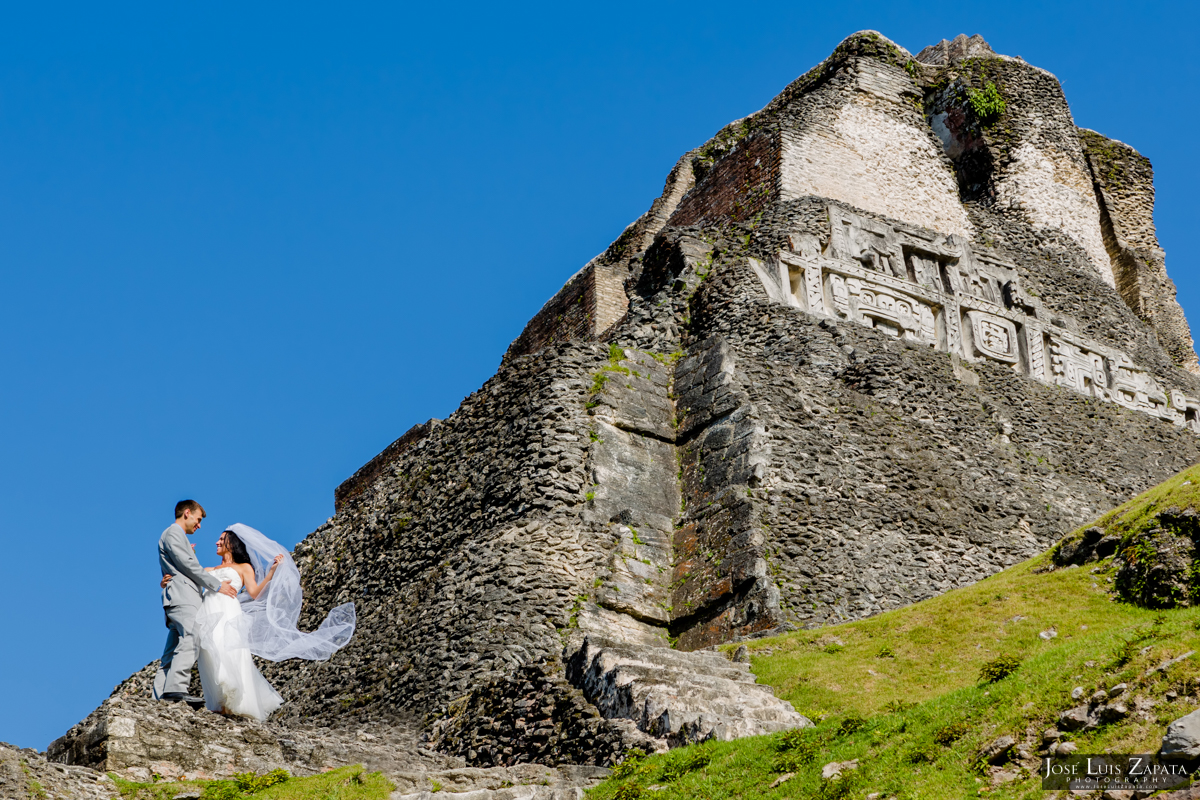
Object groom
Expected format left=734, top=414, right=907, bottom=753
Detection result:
left=152, top=499, right=236, bottom=703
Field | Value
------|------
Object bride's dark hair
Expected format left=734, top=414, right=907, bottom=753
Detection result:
left=223, top=530, right=253, bottom=565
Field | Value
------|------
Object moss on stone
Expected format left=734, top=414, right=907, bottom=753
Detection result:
left=1078, top=128, right=1152, bottom=191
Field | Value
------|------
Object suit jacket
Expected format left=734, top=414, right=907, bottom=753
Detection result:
left=159, top=523, right=222, bottom=608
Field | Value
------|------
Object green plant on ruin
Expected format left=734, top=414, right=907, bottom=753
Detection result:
left=586, top=345, right=633, bottom=407
left=967, top=82, right=1006, bottom=124
left=20, top=762, right=47, bottom=800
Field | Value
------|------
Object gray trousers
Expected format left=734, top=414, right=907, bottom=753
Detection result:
left=152, top=602, right=199, bottom=698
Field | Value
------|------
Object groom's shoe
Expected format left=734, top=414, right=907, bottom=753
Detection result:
left=159, top=692, right=204, bottom=706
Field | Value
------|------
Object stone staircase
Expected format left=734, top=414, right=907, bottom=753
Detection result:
left=390, top=765, right=607, bottom=800
left=564, top=635, right=811, bottom=748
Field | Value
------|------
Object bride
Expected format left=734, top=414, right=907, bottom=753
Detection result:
left=162, top=523, right=356, bottom=722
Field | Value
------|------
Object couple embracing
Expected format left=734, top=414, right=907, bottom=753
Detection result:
left=152, top=500, right=356, bottom=722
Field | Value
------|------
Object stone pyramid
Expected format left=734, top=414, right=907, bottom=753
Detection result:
left=51, top=30, right=1200, bottom=784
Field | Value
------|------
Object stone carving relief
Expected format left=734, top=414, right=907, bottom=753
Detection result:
left=964, top=311, right=1018, bottom=364
left=826, top=273, right=938, bottom=345
left=1048, top=335, right=1108, bottom=398
left=1107, top=355, right=1170, bottom=418
left=760, top=205, right=1200, bottom=433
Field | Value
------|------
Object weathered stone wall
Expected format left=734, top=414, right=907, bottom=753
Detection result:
left=427, top=658, right=655, bottom=768
left=503, top=266, right=628, bottom=363
left=668, top=131, right=780, bottom=228
left=2, top=742, right=117, bottom=800
left=261, top=344, right=609, bottom=724
left=47, top=694, right=453, bottom=782
left=917, top=36, right=1115, bottom=289
left=777, top=57, right=975, bottom=239
left=1079, top=128, right=1199, bottom=373
left=335, top=419, right=441, bottom=512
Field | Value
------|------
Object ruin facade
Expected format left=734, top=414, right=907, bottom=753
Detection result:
left=51, top=31, right=1200, bottom=780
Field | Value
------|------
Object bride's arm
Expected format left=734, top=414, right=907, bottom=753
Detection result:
left=160, top=564, right=217, bottom=587
left=241, top=555, right=286, bottom=600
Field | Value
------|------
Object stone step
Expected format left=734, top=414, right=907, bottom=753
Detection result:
left=564, top=635, right=811, bottom=748
left=389, top=765, right=606, bottom=800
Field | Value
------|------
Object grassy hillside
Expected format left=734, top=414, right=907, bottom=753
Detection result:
left=587, top=541, right=1200, bottom=798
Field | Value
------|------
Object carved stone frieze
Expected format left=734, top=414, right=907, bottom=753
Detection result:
left=757, top=205, right=1200, bottom=433
left=1047, top=334, right=1108, bottom=399
left=964, top=311, right=1018, bottom=364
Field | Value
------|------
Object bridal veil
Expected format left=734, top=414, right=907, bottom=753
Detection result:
left=225, top=523, right=356, bottom=661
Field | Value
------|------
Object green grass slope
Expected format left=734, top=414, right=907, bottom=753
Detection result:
left=587, top=467, right=1200, bottom=799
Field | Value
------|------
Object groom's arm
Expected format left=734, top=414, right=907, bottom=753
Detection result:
left=163, top=529, right=223, bottom=593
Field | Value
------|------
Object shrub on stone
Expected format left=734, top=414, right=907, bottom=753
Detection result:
left=979, top=655, right=1022, bottom=683
left=818, top=771, right=861, bottom=800
left=967, top=82, right=1006, bottom=122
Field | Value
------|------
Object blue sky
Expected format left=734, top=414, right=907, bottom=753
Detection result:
left=2, top=1, right=1197, bottom=749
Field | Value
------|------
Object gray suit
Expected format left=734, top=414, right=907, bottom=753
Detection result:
left=152, top=523, right=223, bottom=699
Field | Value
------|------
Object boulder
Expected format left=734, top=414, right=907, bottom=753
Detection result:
left=1097, top=702, right=1129, bottom=723
left=821, top=760, right=858, bottom=781
left=1162, top=708, right=1200, bottom=762
left=1058, top=706, right=1091, bottom=731
left=980, top=736, right=1016, bottom=765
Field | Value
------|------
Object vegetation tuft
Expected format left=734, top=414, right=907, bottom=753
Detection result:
left=978, top=654, right=1022, bottom=683
left=967, top=81, right=1006, bottom=122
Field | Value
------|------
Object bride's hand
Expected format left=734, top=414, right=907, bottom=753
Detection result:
left=160, top=574, right=172, bottom=589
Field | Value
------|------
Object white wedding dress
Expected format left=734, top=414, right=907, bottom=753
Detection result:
left=195, top=566, right=283, bottom=722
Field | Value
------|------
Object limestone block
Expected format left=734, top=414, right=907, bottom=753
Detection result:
left=1161, top=708, right=1200, bottom=762
left=564, top=636, right=811, bottom=748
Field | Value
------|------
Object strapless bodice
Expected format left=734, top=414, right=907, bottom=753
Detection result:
left=209, top=566, right=243, bottom=591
